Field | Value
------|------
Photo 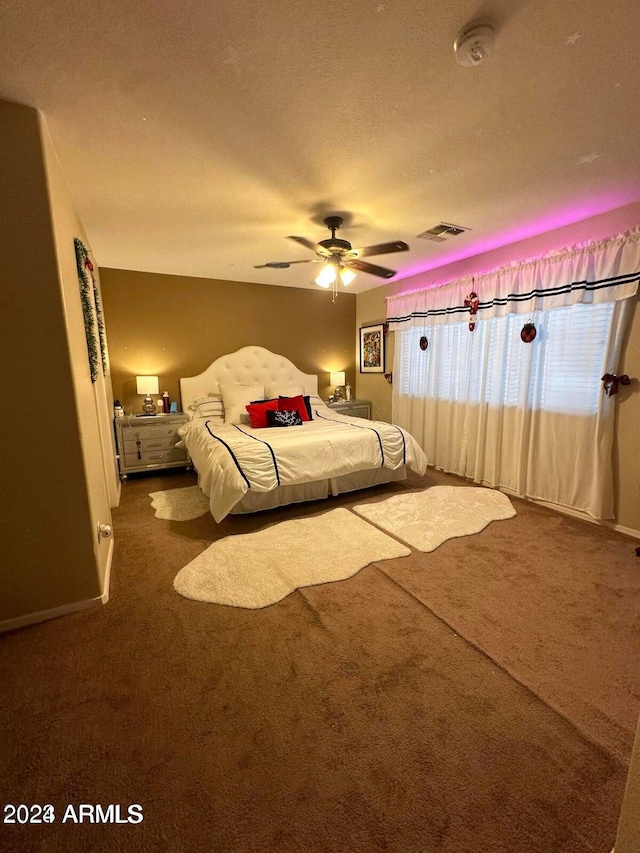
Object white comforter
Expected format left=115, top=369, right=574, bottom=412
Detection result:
left=178, top=404, right=427, bottom=521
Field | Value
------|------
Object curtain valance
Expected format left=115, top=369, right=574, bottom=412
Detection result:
left=386, top=227, right=640, bottom=329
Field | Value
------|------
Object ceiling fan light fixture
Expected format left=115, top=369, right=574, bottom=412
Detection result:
left=340, top=267, right=356, bottom=286
left=260, top=214, right=407, bottom=297
left=315, top=263, right=336, bottom=288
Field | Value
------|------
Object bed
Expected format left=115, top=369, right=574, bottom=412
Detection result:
left=178, top=346, right=427, bottom=521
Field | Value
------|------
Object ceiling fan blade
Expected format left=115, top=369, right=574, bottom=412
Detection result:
left=287, top=235, right=332, bottom=257
left=350, top=240, right=409, bottom=258
left=345, top=258, right=398, bottom=279
left=254, top=259, right=318, bottom=269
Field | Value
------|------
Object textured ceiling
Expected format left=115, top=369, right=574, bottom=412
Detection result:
left=1, top=0, right=639, bottom=292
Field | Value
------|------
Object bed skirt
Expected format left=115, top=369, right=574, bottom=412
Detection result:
left=229, top=466, right=408, bottom=515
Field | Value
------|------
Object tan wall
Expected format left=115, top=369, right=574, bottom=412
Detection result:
left=355, top=290, right=396, bottom=424
left=0, top=100, right=107, bottom=623
left=615, top=295, right=640, bottom=531
left=615, top=713, right=640, bottom=852
left=356, top=202, right=640, bottom=532
left=40, top=113, right=117, bottom=585
left=100, top=269, right=356, bottom=413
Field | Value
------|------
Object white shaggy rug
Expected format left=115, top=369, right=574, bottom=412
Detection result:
left=173, top=508, right=410, bottom=609
left=353, top=486, right=516, bottom=552
left=149, top=485, right=209, bottom=521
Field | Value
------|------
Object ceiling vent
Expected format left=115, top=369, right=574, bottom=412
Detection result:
left=416, top=223, right=469, bottom=242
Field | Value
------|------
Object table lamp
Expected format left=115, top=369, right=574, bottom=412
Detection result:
left=330, top=371, right=346, bottom=402
left=136, top=375, right=159, bottom=415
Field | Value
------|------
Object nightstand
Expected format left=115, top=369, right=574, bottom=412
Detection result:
left=327, top=399, right=371, bottom=419
left=115, top=413, right=190, bottom=480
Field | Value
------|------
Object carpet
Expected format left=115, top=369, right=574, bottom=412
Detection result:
left=148, top=485, right=209, bottom=521
left=1, top=468, right=632, bottom=853
left=353, top=485, right=516, bottom=551
left=173, top=508, right=410, bottom=608
left=383, top=494, right=640, bottom=759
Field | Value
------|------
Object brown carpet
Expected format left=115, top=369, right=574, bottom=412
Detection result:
left=357, top=476, right=640, bottom=761
left=0, top=467, right=638, bottom=853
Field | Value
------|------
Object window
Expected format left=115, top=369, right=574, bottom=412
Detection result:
left=397, top=302, right=613, bottom=416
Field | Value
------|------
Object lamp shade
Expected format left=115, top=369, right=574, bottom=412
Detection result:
left=340, top=267, right=356, bottom=286
left=315, top=264, right=336, bottom=288
left=330, top=371, right=346, bottom=387
left=136, top=375, right=159, bottom=395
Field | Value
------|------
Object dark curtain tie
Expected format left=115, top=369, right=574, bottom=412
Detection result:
left=464, top=291, right=479, bottom=332
left=601, top=373, right=630, bottom=397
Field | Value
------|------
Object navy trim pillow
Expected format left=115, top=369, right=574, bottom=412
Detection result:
left=267, top=409, right=303, bottom=427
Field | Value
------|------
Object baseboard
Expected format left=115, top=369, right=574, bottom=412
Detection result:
left=431, top=467, right=640, bottom=539
left=100, top=535, right=113, bottom=604
left=0, top=594, right=103, bottom=634
left=0, top=537, right=114, bottom=634
left=600, top=520, right=640, bottom=540
left=529, top=497, right=640, bottom=540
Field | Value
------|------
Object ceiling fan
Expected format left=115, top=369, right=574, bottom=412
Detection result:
left=255, top=216, right=409, bottom=295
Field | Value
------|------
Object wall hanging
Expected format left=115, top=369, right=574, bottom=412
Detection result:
left=464, top=288, right=479, bottom=331
left=360, top=323, right=386, bottom=373
left=74, top=237, right=106, bottom=382
left=520, top=322, right=537, bottom=343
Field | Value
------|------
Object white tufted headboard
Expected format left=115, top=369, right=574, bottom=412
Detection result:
left=180, top=346, right=319, bottom=411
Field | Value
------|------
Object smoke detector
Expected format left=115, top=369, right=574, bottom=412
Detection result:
left=454, top=21, right=495, bottom=66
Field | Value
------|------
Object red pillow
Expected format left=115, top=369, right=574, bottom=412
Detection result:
left=278, top=395, right=310, bottom=422
left=246, top=399, right=279, bottom=428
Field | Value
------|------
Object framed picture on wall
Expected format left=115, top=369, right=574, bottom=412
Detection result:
left=359, top=323, right=385, bottom=373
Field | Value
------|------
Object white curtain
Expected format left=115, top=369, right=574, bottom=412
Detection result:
left=388, top=228, right=640, bottom=519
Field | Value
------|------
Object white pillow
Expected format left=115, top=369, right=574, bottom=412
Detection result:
left=219, top=383, right=265, bottom=425
left=187, top=395, right=224, bottom=420
left=266, top=384, right=304, bottom=399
